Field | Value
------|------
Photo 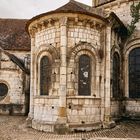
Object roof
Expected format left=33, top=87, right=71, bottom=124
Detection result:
left=95, top=0, right=116, bottom=7
left=0, top=18, right=30, bottom=51
left=0, top=47, right=30, bottom=74
left=55, top=0, right=94, bottom=14
left=27, top=0, right=106, bottom=29
left=107, top=12, right=128, bottom=38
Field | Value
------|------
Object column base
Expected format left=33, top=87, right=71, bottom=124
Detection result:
left=54, top=124, right=69, bottom=134
left=26, top=116, right=33, bottom=128
left=103, top=121, right=116, bottom=129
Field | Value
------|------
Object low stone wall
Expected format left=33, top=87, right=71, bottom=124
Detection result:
left=124, top=99, right=140, bottom=118
left=0, top=104, right=25, bottom=115
left=33, top=96, right=59, bottom=123
left=67, top=97, right=101, bottom=126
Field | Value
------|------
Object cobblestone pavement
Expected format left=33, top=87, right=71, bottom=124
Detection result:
left=0, top=115, right=140, bottom=140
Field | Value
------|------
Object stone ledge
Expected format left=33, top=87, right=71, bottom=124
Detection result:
left=67, top=96, right=101, bottom=99
left=34, top=95, right=59, bottom=99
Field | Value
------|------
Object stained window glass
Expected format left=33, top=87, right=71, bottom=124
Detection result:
left=40, top=56, right=51, bottom=95
left=78, top=54, right=91, bottom=96
left=129, top=48, right=140, bottom=98
left=112, top=53, right=120, bottom=98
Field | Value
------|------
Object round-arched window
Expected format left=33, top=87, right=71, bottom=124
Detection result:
left=0, top=83, right=8, bottom=97
left=129, top=47, right=140, bottom=98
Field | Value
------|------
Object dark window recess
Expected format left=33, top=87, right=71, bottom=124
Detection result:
left=0, top=83, right=8, bottom=97
left=40, top=56, right=51, bottom=95
left=78, top=54, right=91, bottom=96
left=112, top=53, right=120, bottom=98
left=129, top=48, right=140, bottom=98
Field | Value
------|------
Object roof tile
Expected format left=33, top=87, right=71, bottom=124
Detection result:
left=0, top=19, right=30, bottom=51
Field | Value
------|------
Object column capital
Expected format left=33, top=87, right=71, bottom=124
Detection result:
left=60, top=17, right=68, bottom=26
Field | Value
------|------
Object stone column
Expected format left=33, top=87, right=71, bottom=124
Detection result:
left=28, top=34, right=35, bottom=119
left=103, top=26, right=115, bottom=128
left=57, top=17, right=68, bottom=124
left=100, top=29, right=106, bottom=123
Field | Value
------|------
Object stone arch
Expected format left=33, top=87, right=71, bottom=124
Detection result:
left=68, top=42, right=100, bottom=97
left=69, top=42, right=101, bottom=63
left=35, top=44, right=59, bottom=61
left=112, top=52, right=121, bottom=98
left=124, top=38, right=140, bottom=97
left=35, top=51, right=53, bottom=96
left=111, top=45, right=121, bottom=60
left=124, top=38, right=140, bottom=55
left=110, top=45, right=121, bottom=98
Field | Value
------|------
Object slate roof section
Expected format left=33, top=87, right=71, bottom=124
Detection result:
left=0, top=18, right=30, bottom=51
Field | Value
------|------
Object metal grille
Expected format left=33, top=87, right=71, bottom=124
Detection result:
left=129, top=48, right=140, bottom=98
left=0, top=83, right=8, bottom=96
left=40, top=56, right=51, bottom=95
left=78, top=54, right=91, bottom=96
left=112, top=53, right=120, bottom=98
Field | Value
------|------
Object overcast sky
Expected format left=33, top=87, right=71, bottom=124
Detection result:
left=0, top=0, right=92, bottom=19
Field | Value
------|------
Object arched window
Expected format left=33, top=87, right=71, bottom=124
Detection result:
left=78, top=54, right=91, bottom=96
left=129, top=48, right=140, bottom=98
left=112, top=53, right=120, bottom=98
left=40, top=56, right=51, bottom=95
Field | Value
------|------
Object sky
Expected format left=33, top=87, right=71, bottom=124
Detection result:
left=0, top=0, right=92, bottom=19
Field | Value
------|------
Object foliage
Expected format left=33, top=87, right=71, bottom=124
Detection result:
left=127, top=1, right=140, bottom=36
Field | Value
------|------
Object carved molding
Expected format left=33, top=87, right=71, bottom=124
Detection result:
left=68, top=41, right=101, bottom=62
left=35, top=44, right=60, bottom=61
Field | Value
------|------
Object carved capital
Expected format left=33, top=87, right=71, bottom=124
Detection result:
left=60, top=17, right=68, bottom=26
left=29, top=26, right=37, bottom=38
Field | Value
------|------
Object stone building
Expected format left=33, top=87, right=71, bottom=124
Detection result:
left=0, top=0, right=140, bottom=133
left=0, top=19, right=30, bottom=115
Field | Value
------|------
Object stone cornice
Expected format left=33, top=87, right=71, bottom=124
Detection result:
left=28, top=14, right=106, bottom=38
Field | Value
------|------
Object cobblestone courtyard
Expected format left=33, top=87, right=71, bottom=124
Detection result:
left=0, top=115, right=140, bottom=140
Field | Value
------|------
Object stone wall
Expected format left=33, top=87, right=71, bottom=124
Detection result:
left=28, top=12, right=109, bottom=132
left=67, top=98, right=101, bottom=124
left=111, top=100, right=121, bottom=119
left=0, top=51, right=30, bottom=115
left=124, top=99, right=140, bottom=117
left=102, top=0, right=140, bottom=118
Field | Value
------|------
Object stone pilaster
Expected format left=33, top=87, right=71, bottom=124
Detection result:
left=28, top=36, right=35, bottom=119
left=57, top=17, right=68, bottom=124
left=100, top=29, right=106, bottom=123
left=103, top=26, right=115, bottom=128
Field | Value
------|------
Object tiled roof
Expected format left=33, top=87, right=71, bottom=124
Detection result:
left=0, top=18, right=30, bottom=51
left=55, top=0, right=94, bottom=14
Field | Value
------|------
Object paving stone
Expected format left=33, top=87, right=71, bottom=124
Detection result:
left=0, top=116, right=140, bottom=140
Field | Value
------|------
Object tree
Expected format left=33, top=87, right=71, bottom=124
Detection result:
left=128, top=1, right=140, bottom=36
